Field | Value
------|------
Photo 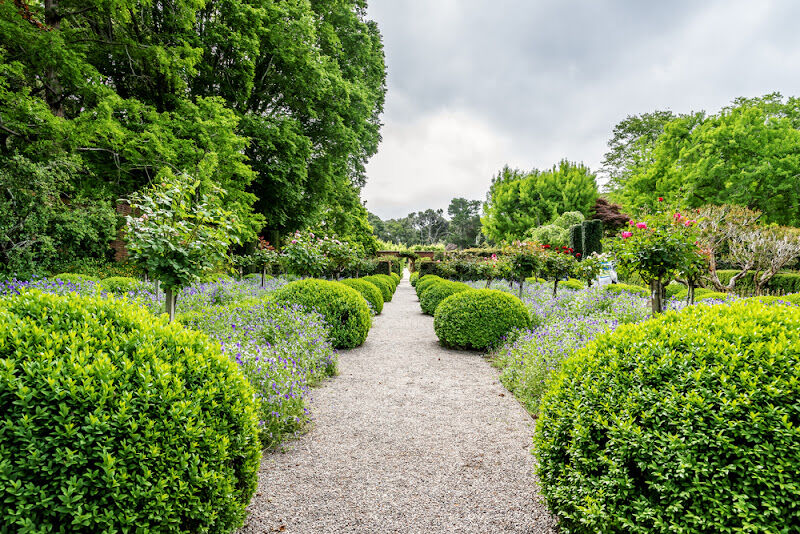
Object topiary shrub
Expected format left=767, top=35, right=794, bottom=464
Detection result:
left=390, top=271, right=401, bottom=285
left=419, top=280, right=470, bottom=315
left=340, top=278, right=383, bottom=314
left=98, top=276, right=140, bottom=294
left=362, top=275, right=393, bottom=302
left=603, top=283, right=648, bottom=296
left=581, top=219, right=603, bottom=256
left=415, top=275, right=443, bottom=298
left=569, top=224, right=584, bottom=258
left=0, top=291, right=261, bottom=532
left=664, top=281, right=684, bottom=299
left=560, top=278, right=584, bottom=291
left=375, top=273, right=397, bottom=292
left=433, top=289, right=530, bottom=350
left=410, top=271, right=419, bottom=287
left=535, top=300, right=800, bottom=532
left=271, top=279, right=371, bottom=348
left=53, top=272, right=99, bottom=283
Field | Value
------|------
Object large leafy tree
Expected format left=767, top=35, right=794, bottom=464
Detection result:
left=609, top=94, right=800, bottom=226
left=482, top=161, right=598, bottom=243
left=447, top=198, right=482, bottom=248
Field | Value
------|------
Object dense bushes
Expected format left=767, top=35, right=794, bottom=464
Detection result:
left=98, top=276, right=141, bottom=294
left=415, top=275, right=443, bottom=298
left=0, top=291, right=261, bottom=532
left=53, top=272, right=100, bottom=283
left=363, top=275, right=393, bottom=302
left=376, top=273, right=398, bottom=292
left=433, top=289, right=530, bottom=350
left=341, top=278, right=384, bottom=314
left=716, top=269, right=800, bottom=294
left=419, top=280, right=470, bottom=315
left=535, top=300, right=800, bottom=532
left=603, top=283, right=648, bottom=296
left=410, top=271, right=419, bottom=287
left=390, top=271, right=401, bottom=285
left=271, top=279, right=371, bottom=349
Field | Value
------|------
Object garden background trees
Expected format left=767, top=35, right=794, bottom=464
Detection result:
left=0, top=0, right=386, bottom=276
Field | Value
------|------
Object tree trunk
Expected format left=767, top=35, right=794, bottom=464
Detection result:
left=686, top=283, right=695, bottom=306
left=518, top=280, right=524, bottom=299
left=154, top=279, right=160, bottom=302
left=165, top=288, right=176, bottom=322
left=552, top=279, right=558, bottom=299
left=485, top=278, right=492, bottom=289
left=650, top=278, right=664, bottom=315
left=261, top=266, right=266, bottom=288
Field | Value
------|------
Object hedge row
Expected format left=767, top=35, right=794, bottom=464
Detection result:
left=716, top=269, right=800, bottom=294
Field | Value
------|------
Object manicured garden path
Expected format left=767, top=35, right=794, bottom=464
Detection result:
left=240, top=277, right=555, bottom=533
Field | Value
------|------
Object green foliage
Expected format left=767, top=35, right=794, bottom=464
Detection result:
left=482, top=162, right=598, bottom=242
left=415, top=275, right=444, bottom=298
left=569, top=225, right=584, bottom=258
left=447, top=197, right=483, bottom=248
left=581, top=219, right=603, bottom=256
left=98, top=276, right=140, bottom=294
left=375, top=273, right=398, bottom=292
left=410, top=271, right=420, bottom=287
left=603, top=283, right=648, bottom=296
left=270, top=279, right=371, bottom=349
left=53, top=273, right=100, bottom=283
left=560, top=278, right=585, bottom=290
left=340, top=278, right=383, bottom=315
left=609, top=95, right=800, bottom=226
left=390, top=272, right=401, bottom=284
left=282, top=232, right=329, bottom=278
left=362, top=275, right=393, bottom=302
left=716, top=270, right=800, bottom=294
left=419, top=280, right=471, bottom=315
left=0, top=291, right=261, bottom=532
left=433, top=289, right=530, bottom=351
left=535, top=300, right=800, bottom=532
left=54, top=259, right=142, bottom=280
left=528, top=224, right=568, bottom=247
left=125, top=172, right=240, bottom=294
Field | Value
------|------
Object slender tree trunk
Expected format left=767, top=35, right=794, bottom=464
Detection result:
left=686, top=283, right=695, bottom=306
left=485, top=278, right=492, bottom=289
left=165, top=288, right=176, bottom=322
left=518, top=280, right=524, bottom=299
left=154, top=279, right=160, bottom=302
left=261, top=266, right=266, bottom=288
left=552, top=279, right=558, bottom=299
left=650, top=278, right=664, bottom=315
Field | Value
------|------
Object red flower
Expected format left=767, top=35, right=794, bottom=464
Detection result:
left=576, top=253, right=582, bottom=257
left=543, top=244, right=551, bottom=249
left=658, top=197, right=664, bottom=202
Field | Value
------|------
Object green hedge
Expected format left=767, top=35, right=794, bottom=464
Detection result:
left=716, top=269, right=800, bottom=294
left=375, top=273, right=397, bottom=292
left=362, top=275, right=393, bottom=302
left=415, top=275, right=443, bottom=298
left=433, top=289, right=530, bottom=350
left=569, top=224, right=583, bottom=259
left=603, top=283, right=648, bottom=296
left=581, top=219, right=603, bottom=256
left=419, top=280, right=470, bottom=315
left=98, top=276, right=140, bottom=294
left=390, top=272, right=401, bottom=285
left=0, top=291, right=261, bottom=532
left=410, top=272, right=420, bottom=287
left=271, top=279, right=372, bottom=349
left=340, top=278, right=383, bottom=314
left=560, top=278, right=584, bottom=290
left=53, top=272, right=99, bottom=283
left=535, top=300, right=800, bottom=532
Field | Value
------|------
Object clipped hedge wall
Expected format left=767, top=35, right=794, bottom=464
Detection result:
left=362, top=275, right=393, bottom=302
left=271, top=279, right=371, bottom=349
left=98, top=276, right=140, bottom=294
left=569, top=224, right=583, bottom=259
left=716, top=269, right=800, bottom=294
left=341, top=278, right=383, bottom=314
left=581, top=219, right=603, bottom=257
left=0, top=291, right=261, bottom=532
left=433, top=289, right=530, bottom=350
left=419, top=280, right=471, bottom=315
left=535, top=300, right=800, bottom=532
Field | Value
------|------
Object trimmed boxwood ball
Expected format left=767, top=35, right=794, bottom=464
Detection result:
left=98, top=275, right=140, bottom=294
left=376, top=273, right=397, bottom=292
left=362, top=275, right=393, bottom=302
left=410, top=272, right=420, bottom=287
left=53, top=272, right=99, bottom=283
left=340, top=278, right=383, bottom=314
left=419, top=280, right=470, bottom=315
left=0, top=291, right=261, bottom=532
left=271, top=279, right=371, bottom=349
left=415, top=275, right=443, bottom=298
left=390, top=271, right=401, bottom=284
left=559, top=278, right=584, bottom=290
left=603, top=282, right=648, bottom=296
left=433, top=289, right=530, bottom=350
left=535, top=300, right=800, bottom=532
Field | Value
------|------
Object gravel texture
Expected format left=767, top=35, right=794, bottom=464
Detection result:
left=240, top=277, right=555, bottom=533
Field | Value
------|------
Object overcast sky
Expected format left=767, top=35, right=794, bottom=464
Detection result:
left=362, top=0, right=800, bottom=220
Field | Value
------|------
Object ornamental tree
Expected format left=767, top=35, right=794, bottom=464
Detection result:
left=607, top=203, right=703, bottom=314
left=508, top=242, right=544, bottom=298
left=541, top=246, right=579, bottom=298
left=125, top=171, right=240, bottom=321
left=282, top=231, right=329, bottom=278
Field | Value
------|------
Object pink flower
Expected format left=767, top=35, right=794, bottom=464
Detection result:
left=291, top=239, right=297, bottom=244
left=491, top=254, right=497, bottom=261
left=621, top=231, right=633, bottom=239
left=628, top=220, right=635, bottom=226
left=636, top=222, right=647, bottom=229
left=673, top=212, right=682, bottom=220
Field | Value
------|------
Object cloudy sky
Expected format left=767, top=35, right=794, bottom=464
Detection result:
left=362, top=0, right=800, bottom=220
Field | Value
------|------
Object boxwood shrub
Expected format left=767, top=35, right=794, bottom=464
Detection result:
left=716, top=269, right=800, bottom=294
left=376, top=273, right=397, bottom=292
left=362, top=275, right=393, bottom=302
left=340, top=278, right=383, bottom=314
left=603, top=283, right=648, bottom=296
left=53, top=272, right=99, bottom=283
left=560, top=278, right=584, bottom=290
left=271, top=279, right=371, bottom=349
left=535, top=300, right=800, bottom=532
left=419, top=280, right=470, bottom=315
left=415, top=275, right=443, bottom=298
left=410, top=272, right=420, bottom=287
left=433, top=289, right=530, bottom=350
left=390, top=272, right=401, bottom=285
left=98, top=276, right=140, bottom=294
left=0, top=291, right=261, bottom=532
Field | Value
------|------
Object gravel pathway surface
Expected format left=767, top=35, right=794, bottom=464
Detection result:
left=240, top=277, right=555, bottom=533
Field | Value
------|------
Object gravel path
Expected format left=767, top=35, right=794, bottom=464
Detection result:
left=240, top=277, right=555, bottom=533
